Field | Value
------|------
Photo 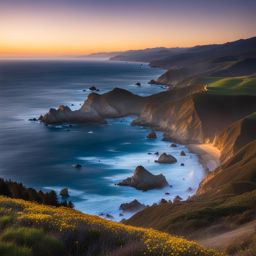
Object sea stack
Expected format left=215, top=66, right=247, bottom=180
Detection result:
left=155, top=153, right=177, bottom=164
left=118, top=165, right=168, bottom=191
left=147, top=131, right=157, bottom=139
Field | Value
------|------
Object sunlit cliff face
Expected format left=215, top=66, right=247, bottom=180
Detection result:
left=0, top=0, right=255, bottom=57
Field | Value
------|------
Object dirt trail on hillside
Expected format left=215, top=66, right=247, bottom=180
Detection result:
left=198, top=220, right=256, bottom=249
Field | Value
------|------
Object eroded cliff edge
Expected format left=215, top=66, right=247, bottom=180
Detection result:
left=41, top=85, right=256, bottom=152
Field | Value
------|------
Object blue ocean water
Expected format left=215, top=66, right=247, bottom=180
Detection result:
left=0, top=59, right=204, bottom=220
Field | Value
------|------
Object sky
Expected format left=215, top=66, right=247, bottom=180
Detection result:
left=0, top=0, right=255, bottom=57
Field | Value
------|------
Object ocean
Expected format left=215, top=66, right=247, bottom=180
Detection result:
left=0, top=59, right=204, bottom=220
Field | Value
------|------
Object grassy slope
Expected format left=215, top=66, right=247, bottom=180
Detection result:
left=0, top=196, right=220, bottom=256
left=205, top=76, right=256, bottom=95
left=126, top=141, right=256, bottom=242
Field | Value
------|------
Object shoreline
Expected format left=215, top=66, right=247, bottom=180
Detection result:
left=188, top=144, right=220, bottom=172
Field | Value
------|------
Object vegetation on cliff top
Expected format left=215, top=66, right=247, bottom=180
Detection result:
left=0, top=196, right=220, bottom=256
left=205, top=76, right=256, bottom=95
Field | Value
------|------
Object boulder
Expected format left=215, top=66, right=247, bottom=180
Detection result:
left=173, top=195, right=182, bottom=203
left=106, top=214, right=113, bottom=219
left=148, top=79, right=157, bottom=85
left=180, top=163, right=185, bottom=166
left=180, top=150, right=186, bottom=156
left=72, top=163, right=82, bottom=169
left=147, top=131, right=157, bottom=139
left=60, top=188, right=69, bottom=198
left=187, top=187, right=193, bottom=192
left=170, top=143, right=177, bottom=147
left=89, top=86, right=97, bottom=91
left=119, top=199, right=146, bottom=212
left=135, top=82, right=141, bottom=87
left=28, top=118, right=38, bottom=121
left=118, top=165, right=168, bottom=191
left=155, top=153, right=177, bottom=164
left=160, top=198, right=168, bottom=204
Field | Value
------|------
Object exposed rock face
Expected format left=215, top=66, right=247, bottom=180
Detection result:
left=40, top=88, right=146, bottom=124
left=197, top=140, right=256, bottom=196
left=41, top=84, right=256, bottom=148
left=155, top=153, right=177, bottom=164
left=133, top=85, right=206, bottom=144
left=118, top=166, right=169, bottom=191
left=80, top=88, right=145, bottom=118
left=39, top=105, right=105, bottom=124
left=147, top=131, right=157, bottom=139
left=134, top=88, right=256, bottom=144
left=119, top=199, right=146, bottom=212
left=213, top=112, right=256, bottom=163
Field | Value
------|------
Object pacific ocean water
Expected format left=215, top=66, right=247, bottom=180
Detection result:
left=0, top=59, right=204, bottom=220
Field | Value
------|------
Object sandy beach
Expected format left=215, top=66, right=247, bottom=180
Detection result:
left=188, top=144, right=221, bottom=172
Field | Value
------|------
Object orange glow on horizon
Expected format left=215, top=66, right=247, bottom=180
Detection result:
left=0, top=3, right=255, bottom=57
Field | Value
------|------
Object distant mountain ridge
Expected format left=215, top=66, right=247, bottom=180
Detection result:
left=88, top=37, right=256, bottom=87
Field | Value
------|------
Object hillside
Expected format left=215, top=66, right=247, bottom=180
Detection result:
left=205, top=76, right=256, bottom=95
left=110, top=47, right=187, bottom=63
left=125, top=141, right=256, bottom=252
left=0, top=196, right=219, bottom=256
left=212, top=58, right=256, bottom=77
left=107, top=37, right=256, bottom=87
left=38, top=36, right=256, bottom=255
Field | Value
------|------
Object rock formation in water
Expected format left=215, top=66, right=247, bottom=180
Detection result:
left=118, top=165, right=168, bottom=191
left=147, top=131, right=157, bottom=139
left=39, top=105, right=105, bottom=124
left=155, top=153, right=177, bottom=164
left=40, top=88, right=146, bottom=124
left=119, top=199, right=146, bottom=212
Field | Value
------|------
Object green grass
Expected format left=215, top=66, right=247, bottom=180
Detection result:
left=0, top=227, right=64, bottom=256
left=203, top=76, right=256, bottom=95
left=0, top=241, right=31, bottom=256
left=0, top=196, right=220, bottom=256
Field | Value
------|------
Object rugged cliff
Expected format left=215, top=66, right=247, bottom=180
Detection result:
left=213, top=113, right=256, bottom=163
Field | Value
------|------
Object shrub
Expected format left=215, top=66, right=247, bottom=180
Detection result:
left=0, top=241, right=31, bottom=256
left=225, top=233, right=256, bottom=255
left=109, top=241, right=145, bottom=256
left=0, top=215, right=13, bottom=230
left=1, top=227, right=65, bottom=256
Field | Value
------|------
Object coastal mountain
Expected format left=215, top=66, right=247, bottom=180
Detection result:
left=110, top=37, right=256, bottom=87
left=110, top=47, right=187, bottom=63
left=38, top=36, right=256, bottom=255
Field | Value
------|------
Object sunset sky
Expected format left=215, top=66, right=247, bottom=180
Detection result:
left=0, top=0, right=255, bottom=57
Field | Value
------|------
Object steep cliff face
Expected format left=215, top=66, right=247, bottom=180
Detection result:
left=133, top=90, right=256, bottom=144
left=41, top=87, right=256, bottom=149
left=134, top=94, right=204, bottom=143
left=213, top=113, right=256, bottom=163
left=197, top=140, right=256, bottom=196
left=193, top=94, right=256, bottom=141
left=80, top=88, right=146, bottom=117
